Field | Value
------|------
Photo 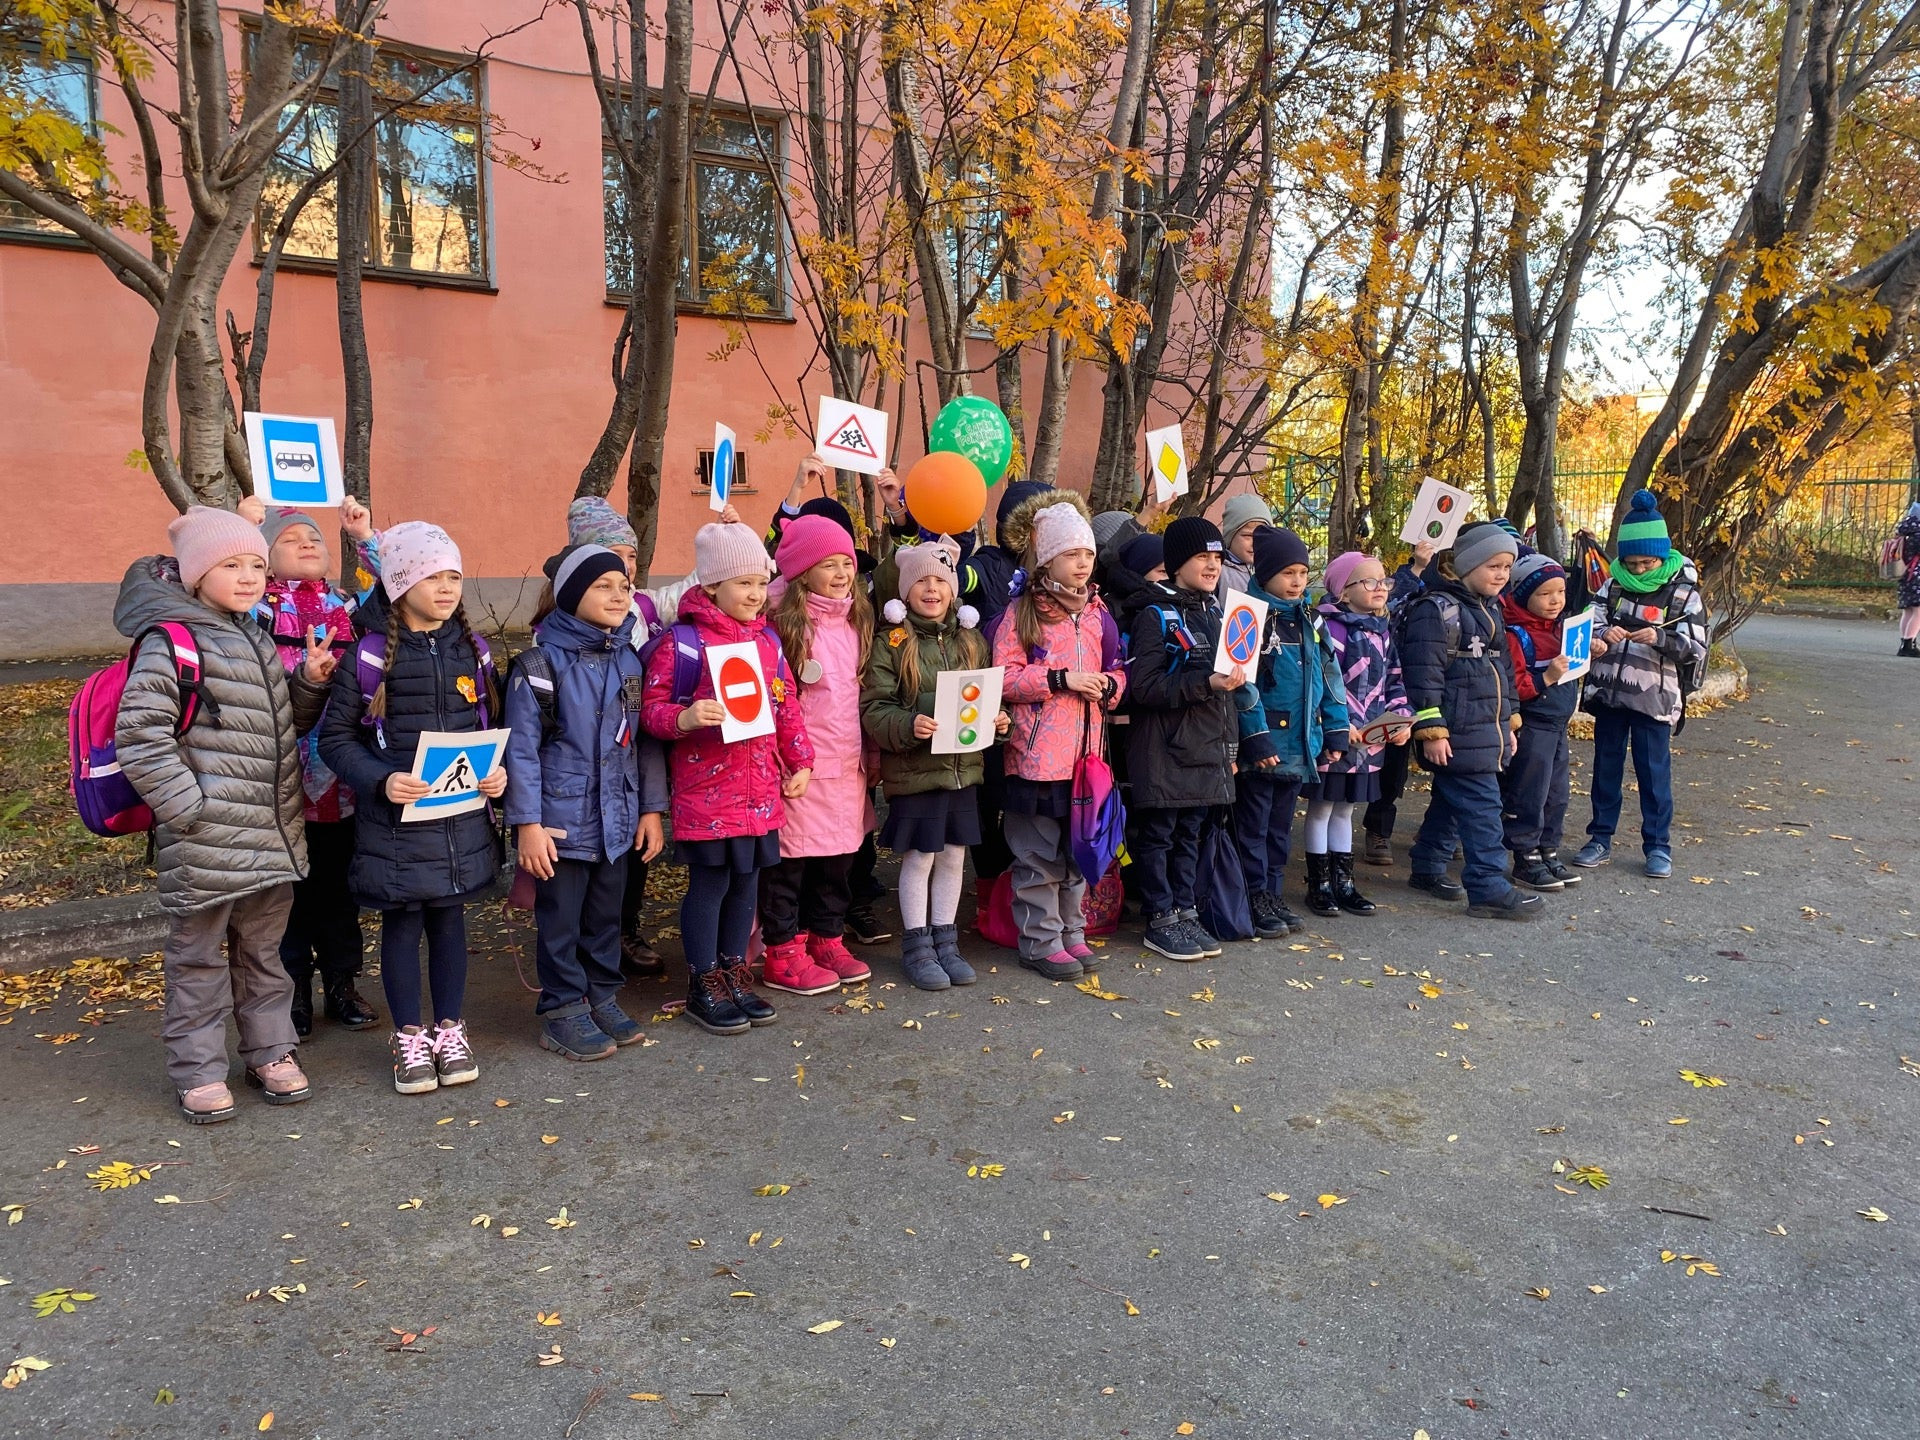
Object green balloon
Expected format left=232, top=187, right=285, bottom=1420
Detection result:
left=929, top=395, right=1014, bottom=487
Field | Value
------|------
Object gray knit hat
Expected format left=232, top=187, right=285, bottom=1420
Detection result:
left=1221, top=493, right=1274, bottom=539
left=1450, top=521, right=1519, bottom=579
left=1091, top=510, right=1134, bottom=553
left=260, top=508, right=323, bottom=548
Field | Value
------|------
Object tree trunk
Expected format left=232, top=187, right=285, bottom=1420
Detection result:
left=336, top=3, right=376, bottom=538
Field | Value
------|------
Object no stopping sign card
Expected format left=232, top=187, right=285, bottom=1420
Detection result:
left=705, top=641, right=777, bottom=743
left=931, top=667, right=1003, bottom=755
left=1213, top=589, right=1269, bottom=678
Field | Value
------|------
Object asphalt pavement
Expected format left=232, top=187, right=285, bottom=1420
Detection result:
left=1, top=612, right=1915, bottom=1439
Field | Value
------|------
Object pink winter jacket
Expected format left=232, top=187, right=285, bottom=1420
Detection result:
left=776, top=591, right=873, bottom=858
left=641, top=586, right=813, bottom=842
left=993, top=595, right=1127, bottom=783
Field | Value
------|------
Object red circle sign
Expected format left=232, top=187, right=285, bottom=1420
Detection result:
left=717, top=655, right=765, bottom=724
left=1223, top=607, right=1260, bottom=665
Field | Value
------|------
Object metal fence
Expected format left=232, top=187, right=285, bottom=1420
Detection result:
left=1271, top=454, right=1919, bottom=587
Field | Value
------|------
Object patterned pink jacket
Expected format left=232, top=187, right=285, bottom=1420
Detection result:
left=992, top=596, right=1127, bottom=783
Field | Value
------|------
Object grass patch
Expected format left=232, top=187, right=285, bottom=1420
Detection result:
left=0, top=680, right=151, bottom=910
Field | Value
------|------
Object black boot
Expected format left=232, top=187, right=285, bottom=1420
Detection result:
left=1329, top=851, right=1376, bottom=915
left=720, top=958, right=778, bottom=1026
left=1901, top=638, right=1920, bottom=657
left=684, top=966, right=751, bottom=1035
left=323, top=980, right=379, bottom=1029
left=288, top=973, right=314, bottom=1038
left=1303, top=854, right=1341, bottom=918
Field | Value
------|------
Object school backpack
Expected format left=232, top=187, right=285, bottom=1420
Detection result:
left=509, top=594, right=675, bottom=746
left=353, top=629, right=495, bottom=750
left=69, top=623, right=216, bottom=837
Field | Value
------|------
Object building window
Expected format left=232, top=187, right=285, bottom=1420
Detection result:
left=604, top=104, right=784, bottom=315
left=256, top=39, right=487, bottom=282
left=0, top=40, right=97, bottom=239
left=695, top=447, right=753, bottom=493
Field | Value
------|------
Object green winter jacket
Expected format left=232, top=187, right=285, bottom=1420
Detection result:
left=860, top=610, right=990, bottom=797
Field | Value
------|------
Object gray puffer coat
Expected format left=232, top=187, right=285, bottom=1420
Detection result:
left=113, top=556, right=327, bottom=915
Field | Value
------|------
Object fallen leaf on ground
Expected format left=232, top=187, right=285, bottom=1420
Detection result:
left=1317, top=1194, right=1348, bottom=1210
left=1265, top=1192, right=1291, bottom=1203
left=1177, top=1425, right=1197, bottom=1437
left=629, top=1392, right=663, bottom=1401
left=807, top=1320, right=843, bottom=1334
left=540, top=1135, right=559, bottom=1145
left=1008, top=1253, right=1031, bottom=1268
left=30, top=1288, right=95, bottom=1318
left=500, top=1226, right=520, bottom=1237
left=535, top=1345, right=564, bottom=1366
left=1859, top=1207, right=1890, bottom=1222
left=1588, top=1285, right=1608, bottom=1294
left=1524, top=1287, right=1550, bottom=1300
left=397, top=1198, right=423, bottom=1211
left=753, top=1184, right=792, bottom=1197
left=1679, top=1070, right=1726, bottom=1088
left=1566, top=1165, right=1610, bottom=1190
left=258, top=1413, right=274, bottom=1431
left=546, top=1207, right=576, bottom=1229
left=880, top=1336, right=897, bottom=1347
left=2, top=1356, right=50, bottom=1389
left=536, top=1312, right=562, bottom=1326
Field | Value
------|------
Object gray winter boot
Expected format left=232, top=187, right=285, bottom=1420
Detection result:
left=930, top=924, right=976, bottom=985
left=900, top=927, right=950, bottom=991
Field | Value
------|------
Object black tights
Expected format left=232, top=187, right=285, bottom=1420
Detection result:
left=379, top=903, right=468, bottom=1029
left=681, top=864, right=760, bottom=974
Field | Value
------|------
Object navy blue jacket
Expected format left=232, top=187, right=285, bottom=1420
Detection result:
left=503, top=610, right=669, bottom=864
left=319, top=618, right=501, bottom=909
left=1401, top=578, right=1516, bottom=775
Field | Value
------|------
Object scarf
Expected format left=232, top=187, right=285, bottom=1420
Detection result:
left=1610, top=550, right=1684, bottom=594
left=1038, top=571, right=1091, bottom=614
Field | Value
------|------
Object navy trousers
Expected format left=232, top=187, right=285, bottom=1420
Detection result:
left=1585, top=703, right=1673, bottom=854
left=1134, top=806, right=1207, bottom=918
left=1232, top=771, right=1303, bottom=896
left=1501, top=719, right=1570, bottom=854
left=1410, top=768, right=1510, bottom=904
left=535, top=857, right=627, bottom=1017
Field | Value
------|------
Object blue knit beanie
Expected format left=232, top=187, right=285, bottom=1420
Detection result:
left=1508, top=553, right=1566, bottom=607
left=1616, top=489, right=1672, bottom=559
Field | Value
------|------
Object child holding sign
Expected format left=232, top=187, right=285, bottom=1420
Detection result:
left=505, top=546, right=669, bottom=1061
left=1500, top=555, right=1607, bottom=890
left=862, top=539, right=1008, bottom=989
left=319, top=524, right=505, bottom=1093
left=763, top=517, right=876, bottom=991
left=237, top=495, right=382, bottom=1037
left=642, top=523, right=813, bottom=1034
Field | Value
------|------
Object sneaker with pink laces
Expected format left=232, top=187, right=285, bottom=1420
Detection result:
left=433, top=1019, right=479, bottom=1085
left=177, top=1081, right=236, bottom=1125
left=391, top=1027, right=438, bottom=1094
left=245, top=1053, right=311, bottom=1106
left=806, top=932, right=871, bottom=983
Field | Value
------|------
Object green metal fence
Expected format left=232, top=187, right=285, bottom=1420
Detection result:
left=1272, top=454, right=1919, bottom=586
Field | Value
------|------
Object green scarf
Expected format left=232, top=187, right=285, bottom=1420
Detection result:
left=1611, top=550, right=1685, bottom=594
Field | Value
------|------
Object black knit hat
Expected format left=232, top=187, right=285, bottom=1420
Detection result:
left=1252, top=525, right=1311, bottom=585
left=1162, top=516, right=1225, bottom=579
left=547, top=544, right=628, bottom=616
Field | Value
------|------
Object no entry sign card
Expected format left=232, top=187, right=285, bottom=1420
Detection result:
left=401, top=728, right=509, bottom=822
left=1213, top=589, right=1269, bottom=678
left=815, top=396, right=889, bottom=476
left=705, top=640, right=777, bottom=743
left=243, top=411, right=344, bottom=508
left=1398, top=476, right=1474, bottom=548
left=931, top=667, right=1004, bottom=755
left=1558, top=608, right=1597, bottom=685
left=1145, top=424, right=1189, bottom=502
left=710, top=424, right=737, bottom=512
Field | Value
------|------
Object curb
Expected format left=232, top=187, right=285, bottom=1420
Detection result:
left=0, top=891, right=169, bottom=969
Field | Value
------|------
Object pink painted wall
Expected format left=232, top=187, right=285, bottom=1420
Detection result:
left=0, top=2, right=1202, bottom=621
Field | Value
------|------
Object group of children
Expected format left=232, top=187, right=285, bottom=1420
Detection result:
left=110, top=467, right=1706, bottom=1123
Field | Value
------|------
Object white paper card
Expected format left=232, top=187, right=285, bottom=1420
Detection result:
left=401, top=728, right=509, bottom=822
left=710, top=423, right=737, bottom=512
left=815, top=396, right=889, bottom=476
left=1145, top=424, right=1189, bottom=502
left=1558, top=608, right=1596, bottom=684
left=1398, top=476, right=1474, bottom=548
left=243, top=411, right=345, bottom=508
left=705, top=640, right=777, bottom=743
left=931, top=668, right=1004, bottom=755
left=1213, top=589, right=1269, bottom=678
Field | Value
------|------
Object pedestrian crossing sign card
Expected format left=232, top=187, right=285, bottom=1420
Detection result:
left=243, top=411, right=344, bottom=508
left=815, top=396, right=889, bottom=476
left=1558, top=608, right=1596, bottom=684
left=401, top=729, right=509, bottom=821
left=1145, top=424, right=1189, bottom=502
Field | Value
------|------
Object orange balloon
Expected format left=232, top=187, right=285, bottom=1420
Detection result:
left=905, top=451, right=988, bottom=535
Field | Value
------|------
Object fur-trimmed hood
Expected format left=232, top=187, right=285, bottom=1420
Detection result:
left=999, top=488, right=1093, bottom=564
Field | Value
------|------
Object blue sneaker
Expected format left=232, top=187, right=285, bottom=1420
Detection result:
left=590, top=1000, right=644, bottom=1046
left=540, top=1011, right=617, bottom=1061
left=1644, top=848, right=1673, bottom=879
left=1571, top=840, right=1611, bottom=869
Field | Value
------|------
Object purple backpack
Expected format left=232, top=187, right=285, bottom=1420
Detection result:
left=353, top=630, right=494, bottom=749
left=69, top=623, right=213, bottom=837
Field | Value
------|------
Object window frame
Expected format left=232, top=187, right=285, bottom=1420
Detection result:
left=248, top=28, right=495, bottom=292
left=602, top=94, right=791, bottom=320
left=0, top=35, right=100, bottom=250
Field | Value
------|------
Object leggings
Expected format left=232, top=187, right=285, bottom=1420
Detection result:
left=380, top=903, right=468, bottom=1030
left=898, top=844, right=968, bottom=930
left=1304, top=799, right=1356, bottom=853
left=1902, top=606, right=1920, bottom=641
left=682, top=863, right=760, bottom=974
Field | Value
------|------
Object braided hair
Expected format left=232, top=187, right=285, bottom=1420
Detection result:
left=451, top=600, right=501, bottom=715
left=365, top=593, right=498, bottom=721
left=364, top=596, right=405, bottom=723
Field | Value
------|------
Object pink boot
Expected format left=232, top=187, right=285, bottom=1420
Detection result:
left=761, top=936, right=842, bottom=996
left=806, top=932, right=872, bottom=984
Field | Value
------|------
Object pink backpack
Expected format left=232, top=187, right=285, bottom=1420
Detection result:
left=69, top=623, right=212, bottom=836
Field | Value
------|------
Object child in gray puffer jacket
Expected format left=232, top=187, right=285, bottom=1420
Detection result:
left=115, top=508, right=333, bottom=1126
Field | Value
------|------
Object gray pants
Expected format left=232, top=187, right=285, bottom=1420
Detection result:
left=1004, top=812, right=1086, bottom=960
left=162, top=884, right=297, bottom=1091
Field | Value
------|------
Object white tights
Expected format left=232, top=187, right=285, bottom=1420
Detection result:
left=1304, top=799, right=1356, bottom=854
left=898, top=844, right=968, bottom=930
left=1902, top=606, right=1920, bottom=641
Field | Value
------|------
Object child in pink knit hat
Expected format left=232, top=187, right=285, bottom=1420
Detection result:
left=642, top=523, right=814, bottom=1035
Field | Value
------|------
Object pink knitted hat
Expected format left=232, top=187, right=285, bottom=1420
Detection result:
left=1031, top=502, right=1096, bottom=569
left=1322, top=550, right=1372, bottom=600
left=169, top=505, right=268, bottom=591
left=694, top=522, right=771, bottom=586
left=381, top=521, right=463, bottom=599
left=774, top=514, right=854, bottom=584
